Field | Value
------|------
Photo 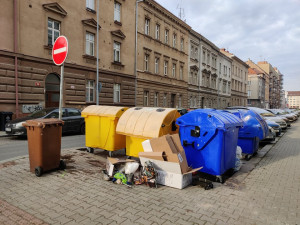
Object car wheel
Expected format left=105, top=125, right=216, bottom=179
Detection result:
left=80, top=124, right=85, bottom=135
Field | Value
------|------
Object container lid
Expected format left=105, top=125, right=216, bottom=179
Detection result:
left=116, top=107, right=180, bottom=138
left=176, top=109, right=243, bottom=130
left=81, top=105, right=128, bottom=118
left=22, top=118, right=64, bottom=128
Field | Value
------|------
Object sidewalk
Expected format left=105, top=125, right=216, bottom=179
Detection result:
left=0, top=121, right=300, bottom=225
left=0, top=131, right=8, bottom=137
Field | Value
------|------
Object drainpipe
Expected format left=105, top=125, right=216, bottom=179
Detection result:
left=14, top=0, right=19, bottom=118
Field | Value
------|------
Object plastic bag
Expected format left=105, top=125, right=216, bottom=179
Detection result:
left=234, top=146, right=242, bottom=171
left=124, top=162, right=140, bottom=175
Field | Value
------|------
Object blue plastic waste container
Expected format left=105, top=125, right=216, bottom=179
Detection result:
left=225, top=109, right=268, bottom=158
left=176, top=109, right=243, bottom=177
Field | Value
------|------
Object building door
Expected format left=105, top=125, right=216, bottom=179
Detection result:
left=171, top=94, right=176, bottom=108
left=201, top=97, right=204, bottom=108
left=45, top=73, right=60, bottom=108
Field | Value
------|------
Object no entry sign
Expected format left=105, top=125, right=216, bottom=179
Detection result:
left=52, top=36, right=68, bottom=66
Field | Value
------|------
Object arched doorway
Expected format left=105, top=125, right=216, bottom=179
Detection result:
left=45, top=73, right=60, bottom=107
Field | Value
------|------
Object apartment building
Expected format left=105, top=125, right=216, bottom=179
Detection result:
left=221, top=49, right=248, bottom=106
left=136, top=0, right=190, bottom=108
left=287, top=91, right=300, bottom=109
left=0, top=0, right=136, bottom=117
left=246, top=68, right=266, bottom=108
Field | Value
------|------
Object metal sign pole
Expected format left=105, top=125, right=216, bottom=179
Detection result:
left=59, top=64, right=64, bottom=120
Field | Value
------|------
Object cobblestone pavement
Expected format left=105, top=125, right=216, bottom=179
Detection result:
left=0, top=121, right=300, bottom=225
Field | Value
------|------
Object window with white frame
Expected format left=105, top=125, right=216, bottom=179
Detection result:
left=48, top=18, right=60, bottom=46
left=155, top=57, right=159, bottom=74
left=144, top=54, right=149, bottom=72
left=190, top=46, right=194, bottom=58
left=178, top=95, right=182, bottom=108
left=86, top=0, right=95, bottom=10
left=154, top=92, right=159, bottom=107
left=180, top=38, right=184, bottom=51
left=86, top=32, right=95, bottom=56
left=219, top=63, right=222, bottom=74
left=179, top=66, right=183, bottom=80
left=173, top=33, right=177, bottom=48
left=193, top=96, right=197, bottom=108
left=165, top=29, right=169, bottom=44
left=86, top=80, right=95, bottom=102
left=113, top=42, right=121, bottom=62
left=195, top=48, right=198, bottom=60
left=248, top=90, right=251, bottom=97
left=155, top=24, right=160, bottom=40
left=163, top=93, right=167, bottom=107
left=164, top=60, right=168, bottom=75
left=113, top=84, right=120, bottom=103
left=203, top=50, right=206, bottom=63
left=114, top=2, right=121, bottom=22
left=145, top=18, right=150, bottom=35
left=207, top=53, right=210, bottom=65
left=144, top=91, right=149, bottom=106
left=172, top=63, right=176, bottom=77
left=189, top=96, right=193, bottom=108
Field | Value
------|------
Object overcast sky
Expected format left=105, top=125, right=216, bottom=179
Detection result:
left=156, top=0, right=300, bottom=91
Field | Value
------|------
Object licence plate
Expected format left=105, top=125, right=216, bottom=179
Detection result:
left=5, top=127, right=11, bottom=132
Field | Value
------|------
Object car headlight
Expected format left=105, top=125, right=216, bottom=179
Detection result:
left=15, top=122, right=24, bottom=128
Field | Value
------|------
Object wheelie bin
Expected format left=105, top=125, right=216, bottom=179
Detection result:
left=22, top=118, right=65, bottom=177
left=116, top=107, right=181, bottom=157
left=176, top=109, right=243, bottom=181
left=81, top=105, right=128, bottom=154
left=225, top=109, right=268, bottom=160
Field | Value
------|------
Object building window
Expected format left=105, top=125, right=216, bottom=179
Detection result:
left=113, top=84, right=120, bottom=103
left=48, top=18, right=60, bottom=46
left=194, top=97, right=197, bottom=108
left=86, top=0, right=95, bottom=10
left=190, top=46, right=194, bottom=58
left=114, top=2, right=121, bottom=22
left=86, top=80, right=95, bottom=102
left=207, top=53, right=210, bottom=65
left=195, top=48, right=198, bottom=60
left=164, top=61, right=168, bottom=75
left=163, top=93, right=167, bottom=107
left=165, top=29, right=169, bottom=44
left=113, top=42, right=121, bottom=62
left=172, top=63, right=176, bottom=77
left=178, top=95, right=182, bottom=108
left=155, top=57, right=159, bottom=74
left=85, top=32, right=95, bottom=56
left=144, top=54, right=149, bottom=72
left=154, top=92, right=159, bottom=107
left=248, top=90, right=251, bottom=97
left=155, top=24, right=160, bottom=40
left=144, top=91, right=149, bottom=106
left=180, top=38, right=184, bottom=51
left=179, top=66, right=183, bottom=80
left=190, top=96, right=193, bottom=108
left=145, top=18, right=150, bottom=35
left=203, top=50, right=206, bottom=63
left=173, top=33, right=177, bottom=48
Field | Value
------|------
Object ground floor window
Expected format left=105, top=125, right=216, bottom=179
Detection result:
left=113, top=84, right=120, bottom=103
left=86, top=80, right=95, bottom=102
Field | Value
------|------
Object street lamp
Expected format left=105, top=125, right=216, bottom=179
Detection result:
left=134, top=0, right=143, bottom=106
left=96, top=0, right=99, bottom=105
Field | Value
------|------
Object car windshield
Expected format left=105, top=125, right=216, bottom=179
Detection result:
left=30, top=109, right=54, bottom=118
left=261, top=113, right=275, bottom=117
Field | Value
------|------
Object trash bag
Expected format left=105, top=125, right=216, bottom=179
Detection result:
left=113, top=172, right=127, bottom=184
left=234, top=146, right=242, bottom=172
left=124, top=162, right=140, bottom=174
left=135, top=161, right=157, bottom=188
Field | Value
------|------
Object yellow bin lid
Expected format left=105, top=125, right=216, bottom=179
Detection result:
left=116, top=107, right=180, bottom=138
left=81, top=105, right=128, bottom=118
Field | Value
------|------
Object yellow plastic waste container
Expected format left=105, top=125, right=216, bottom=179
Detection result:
left=81, top=105, right=128, bottom=153
left=116, top=107, right=181, bottom=157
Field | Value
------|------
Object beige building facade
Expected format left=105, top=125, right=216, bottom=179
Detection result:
left=136, top=0, right=190, bottom=108
left=221, top=49, right=248, bottom=106
left=246, top=68, right=266, bottom=108
left=287, top=91, right=300, bottom=109
left=0, top=0, right=136, bottom=117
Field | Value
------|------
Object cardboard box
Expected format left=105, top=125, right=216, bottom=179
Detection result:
left=139, top=157, right=201, bottom=189
left=149, top=134, right=189, bottom=174
left=138, top=151, right=166, bottom=161
left=106, top=157, right=135, bottom=177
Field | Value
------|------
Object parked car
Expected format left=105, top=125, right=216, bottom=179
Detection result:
left=262, top=126, right=276, bottom=143
left=268, top=109, right=297, bottom=122
left=265, top=119, right=281, bottom=136
left=5, top=107, right=85, bottom=136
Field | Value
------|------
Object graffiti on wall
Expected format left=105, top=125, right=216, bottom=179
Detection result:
left=22, top=105, right=43, bottom=114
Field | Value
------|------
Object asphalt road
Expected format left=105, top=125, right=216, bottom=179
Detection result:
left=0, top=134, right=86, bottom=162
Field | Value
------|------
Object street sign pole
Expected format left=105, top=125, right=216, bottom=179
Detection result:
left=59, top=64, right=64, bottom=120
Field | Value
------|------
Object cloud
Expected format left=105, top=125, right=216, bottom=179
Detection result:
left=156, top=0, right=300, bottom=91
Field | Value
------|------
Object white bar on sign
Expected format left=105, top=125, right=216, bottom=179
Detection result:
left=54, top=47, right=67, bottom=55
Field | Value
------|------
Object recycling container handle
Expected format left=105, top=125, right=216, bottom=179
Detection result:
left=183, top=140, right=194, bottom=147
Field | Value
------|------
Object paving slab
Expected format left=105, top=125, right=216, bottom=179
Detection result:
left=0, top=121, right=300, bottom=224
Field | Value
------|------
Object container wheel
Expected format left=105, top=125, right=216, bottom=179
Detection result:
left=35, top=167, right=43, bottom=177
left=245, top=155, right=252, bottom=161
left=87, top=147, right=94, bottom=153
left=108, top=151, right=113, bottom=157
left=59, top=160, right=66, bottom=170
left=209, top=183, right=214, bottom=189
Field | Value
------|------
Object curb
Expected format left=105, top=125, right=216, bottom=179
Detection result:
left=0, top=155, right=28, bottom=164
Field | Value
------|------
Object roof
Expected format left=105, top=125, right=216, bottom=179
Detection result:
left=248, top=68, right=263, bottom=75
left=287, top=91, right=300, bottom=96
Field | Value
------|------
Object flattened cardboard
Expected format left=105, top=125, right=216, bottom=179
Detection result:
left=138, top=152, right=166, bottom=161
left=106, top=157, right=135, bottom=176
left=141, top=139, right=153, bottom=152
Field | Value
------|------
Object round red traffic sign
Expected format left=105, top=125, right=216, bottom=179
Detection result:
left=52, top=36, right=68, bottom=66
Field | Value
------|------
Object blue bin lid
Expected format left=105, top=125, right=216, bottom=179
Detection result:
left=225, top=109, right=268, bottom=140
left=176, top=109, right=243, bottom=130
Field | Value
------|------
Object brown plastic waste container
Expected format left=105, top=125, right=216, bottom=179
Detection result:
left=23, top=118, right=65, bottom=177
